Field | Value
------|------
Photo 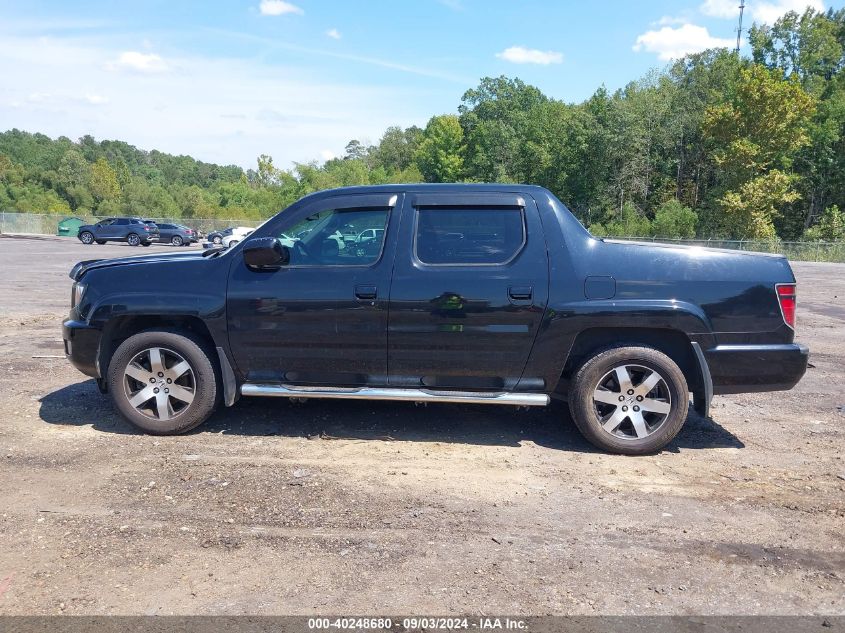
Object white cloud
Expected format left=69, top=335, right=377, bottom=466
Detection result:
left=326, top=28, right=341, bottom=40
left=20, top=91, right=108, bottom=107
left=701, top=0, right=824, bottom=22
left=85, top=94, right=108, bottom=105
left=320, top=149, right=336, bottom=161
left=496, top=46, right=563, bottom=65
left=655, top=15, right=690, bottom=26
left=107, top=51, right=168, bottom=73
left=751, top=0, right=825, bottom=24
left=633, top=23, right=734, bottom=60
left=258, top=0, right=303, bottom=16
left=27, top=92, right=52, bottom=103
left=699, top=0, right=740, bottom=19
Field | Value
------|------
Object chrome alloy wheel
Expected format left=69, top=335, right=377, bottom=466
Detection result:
left=592, top=364, right=672, bottom=440
left=127, top=234, right=141, bottom=246
left=123, top=347, right=195, bottom=421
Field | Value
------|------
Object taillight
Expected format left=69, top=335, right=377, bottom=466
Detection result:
left=776, top=283, right=796, bottom=329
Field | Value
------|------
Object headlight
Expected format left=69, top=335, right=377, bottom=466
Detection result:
left=72, top=282, right=87, bottom=308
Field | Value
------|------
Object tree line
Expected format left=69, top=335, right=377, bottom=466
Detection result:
left=1, top=7, right=844, bottom=241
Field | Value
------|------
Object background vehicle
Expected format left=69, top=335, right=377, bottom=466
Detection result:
left=76, top=218, right=158, bottom=247
left=221, top=229, right=254, bottom=248
left=206, top=227, right=233, bottom=245
left=64, top=185, right=808, bottom=454
left=206, top=226, right=253, bottom=245
left=356, top=228, right=385, bottom=245
left=208, top=226, right=254, bottom=246
left=155, top=223, right=198, bottom=246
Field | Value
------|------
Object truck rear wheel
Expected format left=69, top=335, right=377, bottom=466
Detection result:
left=568, top=345, right=689, bottom=455
left=107, top=330, right=220, bottom=435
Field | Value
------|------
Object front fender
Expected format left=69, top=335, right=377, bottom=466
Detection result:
left=87, top=291, right=224, bottom=326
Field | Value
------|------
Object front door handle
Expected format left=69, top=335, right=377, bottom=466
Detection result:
left=355, top=285, right=378, bottom=300
left=508, top=285, right=533, bottom=301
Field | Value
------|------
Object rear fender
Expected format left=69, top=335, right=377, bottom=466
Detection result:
left=522, top=299, right=716, bottom=394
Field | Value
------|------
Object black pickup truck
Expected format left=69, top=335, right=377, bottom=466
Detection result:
left=63, top=185, right=808, bottom=454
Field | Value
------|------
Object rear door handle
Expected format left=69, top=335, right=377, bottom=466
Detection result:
left=508, top=285, right=533, bottom=301
left=355, top=285, right=378, bottom=300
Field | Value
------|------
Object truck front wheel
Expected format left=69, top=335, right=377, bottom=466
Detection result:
left=568, top=345, right=689, bottom=455
left=107, top=330, right=220, bottom=435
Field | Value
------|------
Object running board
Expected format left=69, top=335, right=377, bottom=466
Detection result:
left=240, top=384, right=549, bottom=407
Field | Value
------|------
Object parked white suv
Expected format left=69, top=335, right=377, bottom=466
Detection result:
left=219, top=227, right=255, bottom=248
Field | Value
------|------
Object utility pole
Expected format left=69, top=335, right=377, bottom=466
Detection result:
left=736, top=0, right=746, bottom=53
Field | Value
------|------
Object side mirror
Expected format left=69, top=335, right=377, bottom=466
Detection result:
left=243, top=237, right=289, bottom=270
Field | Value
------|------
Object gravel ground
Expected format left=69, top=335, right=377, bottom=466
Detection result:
left=0, top=235, right=842, bottom=615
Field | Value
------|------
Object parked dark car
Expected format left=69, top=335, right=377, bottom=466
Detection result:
left=76, top=217, right=159, bottom=247
left=154, top=223, right=198, bottom=246
left=63, top=185, right=808, bottom=454
left=206, top=227, right=234, bottom=245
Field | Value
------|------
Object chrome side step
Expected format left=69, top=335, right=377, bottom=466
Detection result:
left=240, top=384, right=549, bottom=407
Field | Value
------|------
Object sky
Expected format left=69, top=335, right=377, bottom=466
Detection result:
left=0, top=0, right=834, bottom=170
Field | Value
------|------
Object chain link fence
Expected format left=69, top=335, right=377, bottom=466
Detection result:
left=605, top=236, right=845, bottom=263
left=0, top=211, right=260, bottom=238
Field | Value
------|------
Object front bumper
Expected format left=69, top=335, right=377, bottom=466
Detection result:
left=706, top=343, right=809, bottom=394
left=62, top=319, right=102, bottom=378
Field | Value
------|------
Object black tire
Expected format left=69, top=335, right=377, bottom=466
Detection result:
left=106, top=329, right=220, bottom=435
left=79, top=231, right=94, bottom=245
left=127, top=233, right=141, bottom=247
left=212, top=235, right=222, bottom=245
left=171, top=235, right=183, bottom=246
left=141, top=242, right=152, bottom=247
left=228, top=240, right=239, bottom=247
left=568, top=345, right=689, bottom=455
left=95, top=240, right=107, bottom=245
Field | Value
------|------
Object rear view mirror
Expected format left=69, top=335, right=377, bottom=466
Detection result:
left=243, top=237, right=289, bottom=270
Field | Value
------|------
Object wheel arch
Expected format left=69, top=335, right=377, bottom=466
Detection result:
left=98, top=315, right=215, bottom=382
left=96, top=313, right=238, bottom=406
left=556, top=327, right=701, bottom=397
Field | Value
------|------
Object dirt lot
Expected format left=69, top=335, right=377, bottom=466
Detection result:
left=0, top=235, right=842, bottom=615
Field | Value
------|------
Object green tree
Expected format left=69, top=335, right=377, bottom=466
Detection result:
left=114, top=156, right=132, bottom=190
left=56, top=149, right=93, bottom=210
left=458, top=76, right=547, bottom=182
left=344, top=140, right=369, bottom=161
left=652, top=199, right=698, bottom=238
left=256, top=154, right=282, bottom=187
left=600, top=202, right=653, bottom=237
left=89, top=157, right=120, bottom=203
left=703, top=64, right=815, bottom=237
left=804, top=204, right=845, bottom=240
left=372, top=126, right=421, bottom=173
left=750, top=8, right=844, bottom=95
left=751, top=9, right=845, bottom=235
left=414, top=115, right=466, bottom=182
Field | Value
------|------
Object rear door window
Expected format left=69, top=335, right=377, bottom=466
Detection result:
left=414, top=207, right=525, bottom=265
